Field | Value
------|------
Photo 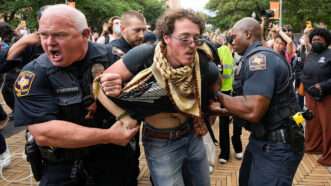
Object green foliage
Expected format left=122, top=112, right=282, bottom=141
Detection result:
left=0, top=0, right=165, bottom=32
left=206, top=0, right=268, bottom=31
left=206, top=0, right=331, bottom=32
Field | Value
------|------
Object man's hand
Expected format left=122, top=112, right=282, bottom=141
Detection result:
left=100, top=72, right=122, bottom=97
left=208, top=100, right=229, bottom=116
left=120, top=115, right=138, bottom=129
left=108, top=120, right=139, bottom=146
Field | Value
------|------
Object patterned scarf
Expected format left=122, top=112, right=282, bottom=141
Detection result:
left=123, top=42, right=201, bottom=117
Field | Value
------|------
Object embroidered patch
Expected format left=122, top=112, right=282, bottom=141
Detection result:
left=15, top=71, right=35, bottom=97
left=112, top=46, right=125, bottom=57
left=249, top=54, right=267, bottom=71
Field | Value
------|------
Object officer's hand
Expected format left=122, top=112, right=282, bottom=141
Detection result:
left=108, top=120, right=139, bottom=146
left=120, top=115, right=138, bottom=129
left=100, top=72, right=122, bottom=97
left=208, top=100, right=229, bottom=116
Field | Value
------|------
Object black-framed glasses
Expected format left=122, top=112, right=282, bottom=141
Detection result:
left=171, top=35, right=203, bottom=46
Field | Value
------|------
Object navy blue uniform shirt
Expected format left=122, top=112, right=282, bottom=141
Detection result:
left=14, top=42, right=113, bottom=127
left=240, top=42, right=290, bottom=99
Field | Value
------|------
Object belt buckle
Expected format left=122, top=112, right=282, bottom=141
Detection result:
left=169, top=130, right=181, bottom=140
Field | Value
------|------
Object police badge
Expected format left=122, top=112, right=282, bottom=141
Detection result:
left=15, top=71, right=35, bottom=97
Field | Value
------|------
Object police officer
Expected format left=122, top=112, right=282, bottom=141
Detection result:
left=210, top=17, right=303, bottom=186
left=109, top=11, right=147, bottom=61
left=14, top=4, right=138, bottom=186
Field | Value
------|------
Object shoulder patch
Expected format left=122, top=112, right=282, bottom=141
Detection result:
left=15, top=71, right=35, bottom=97
left=112, top=46, right=125, bottom=57
left=249, top=54, right=267, bottom=71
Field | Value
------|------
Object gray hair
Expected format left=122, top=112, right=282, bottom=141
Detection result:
left=41, top=4, right=88, bottom=32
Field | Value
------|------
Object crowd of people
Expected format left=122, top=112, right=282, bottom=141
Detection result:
left=0, top=3, right=330, bottom=186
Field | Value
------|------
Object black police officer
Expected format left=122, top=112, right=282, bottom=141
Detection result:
left=210, top=17, right=303, bottom=186
left=14, top=4, right=138, bottom=186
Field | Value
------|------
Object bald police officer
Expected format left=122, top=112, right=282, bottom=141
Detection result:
left=211, top=17, right=303, bottom=186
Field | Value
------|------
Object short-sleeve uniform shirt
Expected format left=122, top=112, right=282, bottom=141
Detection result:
left=14, top=42, right=113, bottom=127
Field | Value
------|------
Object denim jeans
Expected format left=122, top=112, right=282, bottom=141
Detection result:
left=142, top=124, right=210, bottom=186
left=239, top=136, right=303, bottom=186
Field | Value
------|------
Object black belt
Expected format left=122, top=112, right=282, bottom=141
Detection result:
left=143, top=121, right=192, bottom=140
left=254, top=128, right=288, bottom=144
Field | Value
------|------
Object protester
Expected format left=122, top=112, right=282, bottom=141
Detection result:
left=100, top=9, right=220, bottom=186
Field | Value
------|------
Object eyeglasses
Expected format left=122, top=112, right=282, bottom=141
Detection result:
left=171, top=35, right=203, bottom=46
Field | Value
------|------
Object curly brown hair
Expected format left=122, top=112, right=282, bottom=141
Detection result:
left=155, top=9, right=205, bottom=44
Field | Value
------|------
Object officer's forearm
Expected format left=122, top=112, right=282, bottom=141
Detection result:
left=28, top=120, right=111, bottom=148
left=216, top=92, right=270, bottom=123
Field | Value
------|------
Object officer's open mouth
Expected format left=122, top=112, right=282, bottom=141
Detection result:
left=49, top=49, right=63, bottom=61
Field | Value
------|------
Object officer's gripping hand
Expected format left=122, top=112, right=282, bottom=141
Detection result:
left=208, top=100, right=229, bottom=116
left=119, top=114, right=138, bottom=130
left=108, top=120, right=139, bottom=146
left=100, top=72, right=122, bottom=97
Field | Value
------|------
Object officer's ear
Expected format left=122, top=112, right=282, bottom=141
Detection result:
left=82, top=28, right=91, bottom=39
left=246, top=31, right=252, bottom=40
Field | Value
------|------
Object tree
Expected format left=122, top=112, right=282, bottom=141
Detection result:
left=0, top=0, right=165, bottom=32
left=206, top=0, right=269, bottom=31
left=206, top=0, right=331, bottom=32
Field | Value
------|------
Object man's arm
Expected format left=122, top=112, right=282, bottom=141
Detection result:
left=6, top=33, right=40, bottom=60
left=215, top=93, right=270, bottom=123
left=101, top=58, right=133, bottom=96
left=101, top=44, right=155, bottom=96
left=28, top=119, right=138, bottom=148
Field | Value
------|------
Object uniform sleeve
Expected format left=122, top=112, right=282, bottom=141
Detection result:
left=242, top=53, right=277, bottom=99
left=122, top=44, right=155, bottom=74
left=14, top=62, right=58, bottom=127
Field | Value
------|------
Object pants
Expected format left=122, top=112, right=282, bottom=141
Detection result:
left=86, top=144, right=138, bottom=186
left=219, top=116, right=243, bottom=159
left=239, top=136, right=303, bottom=186
left=39, top=161, right=91, bottom=186
left=142, top=124, right=210, bottom=186
left=305, top=94, right=331, bottom=166
left=0, top=133, right=6, bottom=154
left=39, top=144, right=137, bottom=186
left=0, top=105, right=7, bottom=154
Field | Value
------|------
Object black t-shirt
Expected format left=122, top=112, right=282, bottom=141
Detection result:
left=114, top=43, right=219, bottom=120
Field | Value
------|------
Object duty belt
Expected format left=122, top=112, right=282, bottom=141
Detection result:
left=254, top=128, right=288, bottom=144
left=143, top=120, right=192, bottom=140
